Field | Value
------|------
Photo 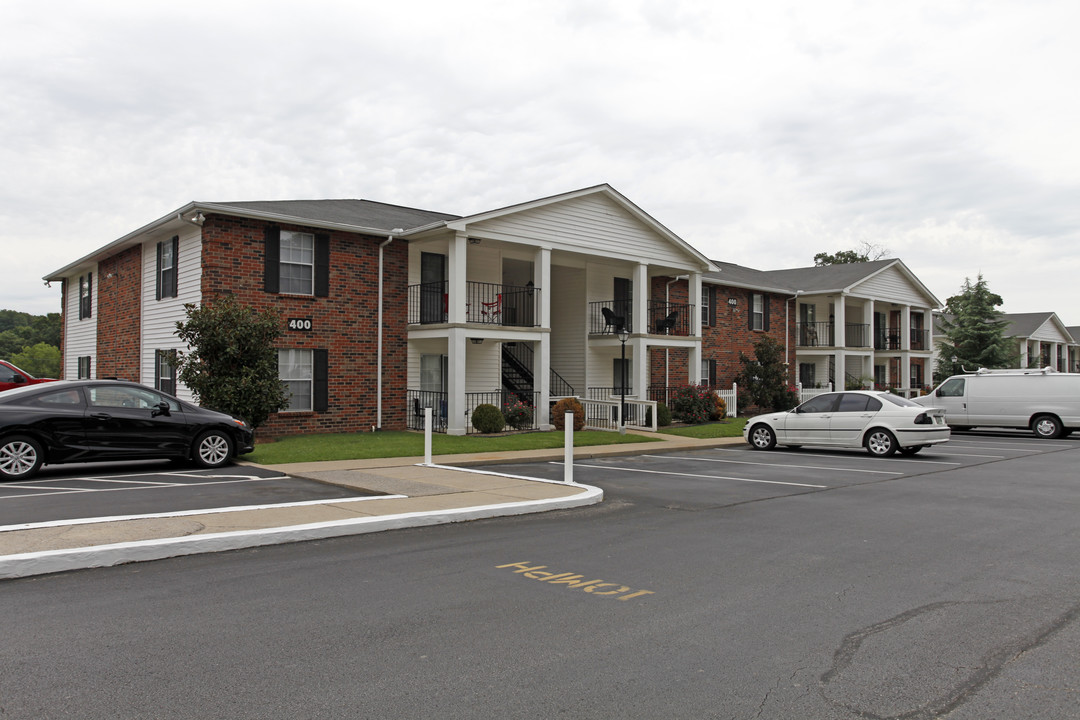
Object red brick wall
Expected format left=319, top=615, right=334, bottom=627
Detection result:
left=703, top=283, right=793, bottom=388
left=96, top=246, right=143, bottom=381
left=200, top=215, right=408, bottom=437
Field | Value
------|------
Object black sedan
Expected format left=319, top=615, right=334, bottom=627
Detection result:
left=0, top=380, right=255, bottom=480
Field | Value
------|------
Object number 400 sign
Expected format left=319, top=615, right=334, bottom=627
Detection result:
left=287, top=318, right=313, bottom=331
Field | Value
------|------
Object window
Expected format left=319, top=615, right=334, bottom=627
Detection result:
left=938, top=378, right=965, bottom=397
left=29, top=387, right=84, bottom=406
left=79, top=273, right=92, bottom=319
left=279, top=349, right=313, bottom=411
left=155, top=350, right=176, bottom=395
left=156, top=236, right=179, bottom=300
left=264, top=227, right=330, bottom=297
left=88, top=385, right=179, bottom=411
left=701, top=288, right=711, bottom=327
left=77, top=356, right=91, bottom=379
left=278, top=348, right=328, bottom=412
left=799, top=362, right=816, bottom=387
left=613, top=358, right=632, bottom=394
left=798, top=393, right=838, bottom=414
left=420, top=354, right=448, bottom=393
left=280, top=231, right=315, bottom=295
left=701, top=358, right=716, bottom=387
left=0, top=364, right=19, bottom=383
left=836, top=393, right=872, bottom=412
left=748, top=292, right=769, bottom=331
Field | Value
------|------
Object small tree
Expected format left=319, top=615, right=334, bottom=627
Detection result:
left=736, top=335, right=798, bottom=411
left=173, top=295, right=289, bottom=428
left=813, top=241, right=888, bottom=266
left=935, top=274, right=1013, bottom=381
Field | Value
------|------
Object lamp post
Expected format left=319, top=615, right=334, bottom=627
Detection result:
left=617, top=327, right=630, bottom=434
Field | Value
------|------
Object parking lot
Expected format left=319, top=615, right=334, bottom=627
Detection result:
left=482, top=430, right=1080, bottom=503
left=0, top=461, right=372, bottom=526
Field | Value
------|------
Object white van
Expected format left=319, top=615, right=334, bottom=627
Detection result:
left=915, top=367, right=1080, bottom=438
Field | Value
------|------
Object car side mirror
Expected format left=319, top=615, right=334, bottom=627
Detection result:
left=935, top=388, right=943, bottom=397
left=151, top=401, right=171, bottom=418
left=13, top=375, right=26, bottom=384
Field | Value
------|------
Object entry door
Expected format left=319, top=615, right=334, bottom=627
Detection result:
left=420, top=252, right=446, bottom=323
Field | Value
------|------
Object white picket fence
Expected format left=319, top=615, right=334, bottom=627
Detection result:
left=796, top=382, right=833, bottom=403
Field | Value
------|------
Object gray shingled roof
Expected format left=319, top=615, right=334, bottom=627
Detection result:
left=1002, top=312, right=1055, bottom=338
left=705, top=258, right=903, bottom=295
left=208, top=199, right=460, bottom=232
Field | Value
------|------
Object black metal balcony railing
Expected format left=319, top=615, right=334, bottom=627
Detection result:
left=845, top=323, right=870, bottom=347
left=407, top=390, right=448, bottom=432
left=408, top=281, right=541, bottom=327
left=910, top=328, right=929, bottom=351
left=647, top=301, right=693, bottom=336
left=796, top=322, right=834, bottom=347
left=589, top=300, right=633, bottom=335
left=874, top=326, right=902, bottom=350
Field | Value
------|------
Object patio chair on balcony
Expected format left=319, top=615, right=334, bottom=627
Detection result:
left=655, top=310, right=678, bottom=334
left=481, top=294, right=502, bottom=323
left=601, top=306, right=626, bottom=333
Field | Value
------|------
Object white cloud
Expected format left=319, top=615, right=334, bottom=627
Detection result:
left=1, top=0, right=1078, bottom=323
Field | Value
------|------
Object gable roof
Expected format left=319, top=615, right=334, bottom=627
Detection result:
left=1002, top=312, right=1076, bottom=343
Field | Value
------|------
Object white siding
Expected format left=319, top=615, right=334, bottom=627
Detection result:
left=1030, top=321, right=1071, bottom=344
left=465, top=342, right=501, bottom=394
left=470, top=194, right=699, bottom=269
left=852, top=265, right=931, bottom=306
left=550, top=266, right=586, bottom=392
left=64, top=267, right=97, bottom=379
left=140, top=231, right=202, bottom=402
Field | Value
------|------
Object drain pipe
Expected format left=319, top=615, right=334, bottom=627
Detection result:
left=665, top=275, right=689, bottom=386
left=377, top=229, right=404, bottom=430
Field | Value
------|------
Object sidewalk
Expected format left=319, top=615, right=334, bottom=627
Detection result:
left=0, top=433, right=744, bottom=579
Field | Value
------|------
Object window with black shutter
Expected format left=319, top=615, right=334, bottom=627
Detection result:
left=79, top=273, right=93, bottom=319
left=156, top=236, right=179, bottom=300
left=265, top=227, right=330, bottom=296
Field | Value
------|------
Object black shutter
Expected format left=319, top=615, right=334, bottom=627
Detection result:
left=86, top=272, right=92, bottom=319
left=314, top=233, right=330, bottom=297
left=747, top=291, right=753, bottom=330
left=313, top=349, right=329, bottom=412
left=763, top=295, right=770, bottom=331
left=155, top=243, right=163, bottom=300
left=154, top=350, right=161, bottom=389
left=170, top=235, right=179, bottom=297
left=709, top=358, right=717, bottom=387
left=708, top=287, right=716, bottom=327
left=264, top=226, right=280, bottom=293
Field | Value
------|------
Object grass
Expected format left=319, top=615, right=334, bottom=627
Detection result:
left=658, top=417, right=747, bottom=439
left=246, top=428, right=661, bottom=465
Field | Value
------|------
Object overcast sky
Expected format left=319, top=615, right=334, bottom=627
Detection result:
left=2, top=0, right=1078, bottom=323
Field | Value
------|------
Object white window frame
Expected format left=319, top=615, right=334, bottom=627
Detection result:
left=279, top=349, right=313, bottom=411
left=751, top=293, right=764, bottom=331
left=279, top=231, right=315, bottom=296
left=158, top=239, right=177, bottom=299
left=701, top=288, right=710, bottom=327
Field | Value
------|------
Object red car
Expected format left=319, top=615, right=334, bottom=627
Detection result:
left=0, top=360, right=57, bottom=392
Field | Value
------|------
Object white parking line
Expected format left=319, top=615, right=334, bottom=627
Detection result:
left=0, top=476, right=283, bottom=501
left=553, top=462, right=828, bottom=488
left=945, top=442, right=1069, bottom=451
left=641, top=455, right=904, bottom=475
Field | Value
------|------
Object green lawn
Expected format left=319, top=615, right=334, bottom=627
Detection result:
left=246, top=428, right=660, bottom=465
left=658, top=417, right=747, bottom=439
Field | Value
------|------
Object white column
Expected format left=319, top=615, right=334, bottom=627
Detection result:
left=447, top=232, right=467, bottom=324
left=1020, top=339, right=1029, bottom=368
left=834, top=294, right=846, bottom=386
left=1034, top=340, right=1042, bottom=368
left=689, top=272, right=703, bottom=385
left=633, top=263, right=648, bottom=334
left=446, top=328, right=466, bottom=435
left=865, top=300, right=875, bottom=347
left=632, top=338, right=648, bottom=399
left=901, top=305, right=911, bottom=392
left=536, top=247, right=552, bottom=428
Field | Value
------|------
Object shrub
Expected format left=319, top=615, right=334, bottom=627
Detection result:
left=551, top=397, right=585, bottom=431
left=670, top=385, right=714, bottom=424
left=502, top=394, right=533, bottom=430
left=656, top=402, right=672, bottom=427
left=471, top=404, right=505, bottom=434
left=710, top=392, right=727, bottom=421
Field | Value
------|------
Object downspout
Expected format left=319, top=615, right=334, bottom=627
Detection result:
left=377, top=229, right=404, bottom=430
left=665, top=275, right=689, bottom=387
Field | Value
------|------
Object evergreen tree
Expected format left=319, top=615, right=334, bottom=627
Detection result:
left=173, top=295, right=289, bottom=429
left=736, top=335, right=799, bottom=411
left=935, top=274, right=1013, bottom=380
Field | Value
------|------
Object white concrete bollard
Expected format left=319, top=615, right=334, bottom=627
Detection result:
left=424, top=407, right=433, bottom=466
left=564, top=411, right=574, bottom=483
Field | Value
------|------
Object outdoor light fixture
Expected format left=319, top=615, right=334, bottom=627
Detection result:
left=470, top=337, right=484, bottom=345
left=468, top=237, right=481, bottom=245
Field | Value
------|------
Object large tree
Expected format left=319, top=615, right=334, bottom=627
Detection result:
left=813, top=241, right=889, bottom=266
left=173, top=295, right=289, bottom=429
left=935, top=274, right=1013, bottom=380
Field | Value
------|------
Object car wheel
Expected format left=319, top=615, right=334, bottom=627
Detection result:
left=192, top=430, right=233, bottom=469
left=748, top=424, right=777, bottom=450
left=0, top=435, right=44, bottom=480
left=898, top=445, right=924, bottom=456
left=1032, top=415, right=1062, bottom=439
left=864, top=428, right=898, bottom=457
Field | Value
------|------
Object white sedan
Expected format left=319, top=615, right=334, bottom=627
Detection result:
left=744, top=391, right=950, bottom=456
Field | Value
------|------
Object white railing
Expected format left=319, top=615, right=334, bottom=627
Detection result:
left=581, top=398, right=658, bottom=432
left=715, top=382, right=738, bottom=418
left=797, top=382, right=833, bottom=403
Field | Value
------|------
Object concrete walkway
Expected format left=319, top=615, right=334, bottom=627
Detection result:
left=0, top=433, right=744, bottom=579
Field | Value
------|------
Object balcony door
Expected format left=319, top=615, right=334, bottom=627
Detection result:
left=420, top=252, right=446, bottom=323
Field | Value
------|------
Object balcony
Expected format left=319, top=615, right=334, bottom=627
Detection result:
left=587, top=300, right=695, bottom=336
left=589, top=300, right=633, bottom=334
left=408, top=281, right=541, bottom=327
left=795, top=323, right=869, bottom=348
left=647, top=301, right=693, bottom=336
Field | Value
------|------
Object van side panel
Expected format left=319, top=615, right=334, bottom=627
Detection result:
left=951, top=374, right=1080, bottom=431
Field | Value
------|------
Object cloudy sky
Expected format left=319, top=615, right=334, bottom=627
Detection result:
left=2, top=0, right=1078, bottom=322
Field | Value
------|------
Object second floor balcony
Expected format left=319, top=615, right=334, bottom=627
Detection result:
left=409, top=281, right=541, bottom=327
left=796, top=322, right=870, bottom=348
left=588, top=300, right=695, bottom=336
